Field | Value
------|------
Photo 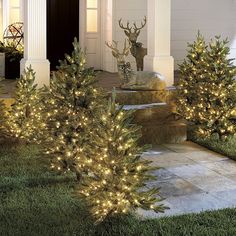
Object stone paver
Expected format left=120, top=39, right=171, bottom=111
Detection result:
left=155, top=178, right=203, bottom=198
left=164, top=192, right=235, bottom=215
left=150, top=169, right=178, bottom=182
left=139, top=141, right=236, bottom=219
left=211, top=189, right=236, bottom=204
left=143, top=152, right=196, bottom=168
left=162, top=142, right=207, bottom=153
left=202, top=160, right=236, bottom=175
left=167, top=164, right=220, bottom=179
left=188, top=175, right=236, bottom=192
left=186, top=151, right=228, bottom=163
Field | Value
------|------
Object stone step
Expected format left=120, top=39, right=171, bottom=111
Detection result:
left=139, top=122, right=187, bottom=145
left=123, top=102, right=186, bottom=145
left=123, top=102, right=176, bottom=123
left=110, top=87, right=176, bottom=105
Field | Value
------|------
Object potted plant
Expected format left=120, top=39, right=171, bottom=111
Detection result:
left=0, top=41, right=23, bottom=79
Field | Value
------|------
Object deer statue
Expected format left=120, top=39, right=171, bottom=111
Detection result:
left=119, top=16, right=147, bottom=71
left=106, top=40, right=166, bottom=91
left=105, top=40, right=131, bottom=85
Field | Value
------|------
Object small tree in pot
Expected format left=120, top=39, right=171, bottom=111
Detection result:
left=0, top=41, right=23, bottom=79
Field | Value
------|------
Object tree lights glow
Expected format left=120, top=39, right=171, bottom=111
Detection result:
left=0, top=79, right=8, bottom=138
left=75, top=95, right=166, bottom=223
left=2, top=38, right=166, bottom=224
left=42, top=38, right=105, bottom=180
left=177, top=33, right=236, bottom=139
left=6, top=66, right=46, bottom=143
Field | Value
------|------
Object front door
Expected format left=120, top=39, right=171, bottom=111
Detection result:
left=80, top=0, right=101, bottom=69
left=47, top=0, right=79, bottom=70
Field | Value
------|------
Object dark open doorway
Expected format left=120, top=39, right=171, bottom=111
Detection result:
left=47, top=0, right=79, bottom=70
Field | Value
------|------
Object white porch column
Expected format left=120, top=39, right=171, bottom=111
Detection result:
left=20, top=0, right=50, bottom=87
left=144, top=0, right=174, bottom=86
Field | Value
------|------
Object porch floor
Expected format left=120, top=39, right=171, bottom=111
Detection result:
left=0, top=70, right=180, bottom=98
left=0, top=71, right=121, bottom=98
left=139, top=141, right=236, bottom=218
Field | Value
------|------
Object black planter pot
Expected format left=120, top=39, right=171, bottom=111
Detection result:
left=5, top=58, right=21, bottom=79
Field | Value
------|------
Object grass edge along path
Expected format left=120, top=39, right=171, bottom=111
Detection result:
left=188, top=130, right=236, bottom=160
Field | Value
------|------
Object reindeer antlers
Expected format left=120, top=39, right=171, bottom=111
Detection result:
left=123, top=39, right=131, bottom=56
left=119, top=16, right=147, bottom=32
left=105, top=40, right=119, bottom=54
left=118, top=19, right=132, bottom=32
left=133, top=16, right=147, bottom=32
left=105, top=39, right=131, bottom=57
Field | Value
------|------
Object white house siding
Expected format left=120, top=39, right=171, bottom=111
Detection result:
left=231, top=0, right=236, bottom=64
left=0, top=0, right=2, bottom=41
left=112, top=0, right=147, bottom=71
left=111, top=0, right=236, bottom=71
left=171, top=0, right=236, bottom=69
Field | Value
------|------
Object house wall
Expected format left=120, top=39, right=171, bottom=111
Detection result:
left=232, top=0, right=236, bottom=63
left=0, top=0, right=2, bottom=41
left=111, top=0, right=236, bottom=71
left=112, top=0, right=147, bottom=71
left=171, top=0, right=236, bottom=69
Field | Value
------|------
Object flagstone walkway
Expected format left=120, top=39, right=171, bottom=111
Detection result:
left=139, top=141, right=236, bottom=218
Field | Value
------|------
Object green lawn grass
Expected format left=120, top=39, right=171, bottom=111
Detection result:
left=189, top=131, right=236, bottom=160
left=1, top=143, right=236, bottom=236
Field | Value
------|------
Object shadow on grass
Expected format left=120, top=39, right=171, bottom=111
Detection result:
left=0, top=175, right=76, bottom=193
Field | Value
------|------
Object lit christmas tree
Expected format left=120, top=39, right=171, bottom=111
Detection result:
left=0, top=80, right=8, bottom=138
left=177, top=33, right=236, bottom=138
left=7, top=66, right=46, bottom=143
left=75, top=95, right=166, bottom=223
left=43, top=38, right=105, bottom=180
